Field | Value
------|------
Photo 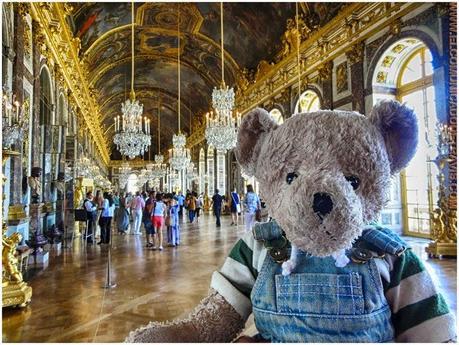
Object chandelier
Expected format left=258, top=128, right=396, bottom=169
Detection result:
left=186, top=161, right=199, bottom=181
left=150, top=95, right=167, bottom=178
left=2, top=86, right=27, bottom=149
left=118, top=162, right=131, bottom=189
left=113, top=1, right=151, bottom=159
left=205, top=2, right=241, bottom=152
left=169, top=5, right=190, bottom=171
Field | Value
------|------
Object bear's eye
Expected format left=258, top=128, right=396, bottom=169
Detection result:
left=345, top=176, right=360, bottom=190
left=286, top=172, right=298, bottom=185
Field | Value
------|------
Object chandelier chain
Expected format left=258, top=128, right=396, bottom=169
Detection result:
left=177, top=4, right=181, bottom=132
left=221, top=2, right=224, bottom=85
left=131, top=0, right=135, bottom=99
left=296, top=2, right=301, bottom=100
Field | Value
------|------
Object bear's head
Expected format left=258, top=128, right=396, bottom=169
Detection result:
left=235, top=100, right=418, bottom=257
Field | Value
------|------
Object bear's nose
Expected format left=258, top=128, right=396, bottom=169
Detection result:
left=312, top=193, right=333, bottom=219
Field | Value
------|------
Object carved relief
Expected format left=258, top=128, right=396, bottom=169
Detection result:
left=335, top=62, right=348, bottom=94
left=318, top=62, right=333, bottom=81
left=346, top=42, right=364, bottom=65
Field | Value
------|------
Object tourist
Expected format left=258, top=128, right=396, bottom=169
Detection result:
left=126, top=192, right=133, bottom=222
left=243, top=184, right=261, bottom=232
left=131, top=191, right=145, bottom=235
left=144, top=191, right=155, bottom=248
left=113, top=191, right=120, bottom=232
left=99, top=192, right=115, bottom=245
left=83, top=191, right=97, bottom=244
left=230, top=188, right=241, bottom=226
left=151, top=193, right=167, bottom=250
left=177, top=191, right=185, bottom=219
left=117, top=193, right=130, bottom=234
left=166, top=194, right=180, bottom=246
left=186, top=192, right=197, bottom=223
left=195, top=192, right=202, bottom=223
left=94, top=190, right=104, bottom=239
left=211, top=189, right=223, bottom=228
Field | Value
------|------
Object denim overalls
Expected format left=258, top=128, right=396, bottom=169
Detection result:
left=251, top=221, right=407, bottom=343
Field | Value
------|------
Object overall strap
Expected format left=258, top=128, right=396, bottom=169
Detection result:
left=253, top=220, right=291, bottom=263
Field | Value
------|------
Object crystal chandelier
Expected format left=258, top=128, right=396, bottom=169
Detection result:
left=186, top=161, right=199, bottom=181
left=2, top=86, right=27, bottom=149
left=118, top=162, right=131, bottom=189
left=169, top=5, right=190, bottom=171
left=205, top=2, right=241, bottom=152
left=113, top=1, right=151, bottom=159
left=150, top=95, right=167, bottom=178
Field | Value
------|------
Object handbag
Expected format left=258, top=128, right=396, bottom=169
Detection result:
left=255, top=208, right=262, bottom=222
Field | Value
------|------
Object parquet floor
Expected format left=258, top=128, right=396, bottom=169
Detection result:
left=2, top=214, right=457, bottom=342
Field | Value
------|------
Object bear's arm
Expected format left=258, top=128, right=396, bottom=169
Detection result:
left=383, top=249, right=456, bottom=342
left=126, top=232, right=265, bottom=342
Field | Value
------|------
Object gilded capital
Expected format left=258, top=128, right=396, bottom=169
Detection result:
left=17, top=3, right=31, bottom=19
left=318, top=61, right=333, bottom=81
left=346, top=42, right=365, bottom=65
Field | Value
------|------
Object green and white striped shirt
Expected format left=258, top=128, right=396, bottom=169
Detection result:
left=211, top=231, right=456, bottom=342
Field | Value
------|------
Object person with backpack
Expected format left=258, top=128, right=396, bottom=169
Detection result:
left=230, top=188, right=241, bottom=226
left=151, top=193, right=167, bottom=250
left=144, top=191, right=156, bottom=248
left=83, top=191, right=97, bottom=244
left=186, top=192, right=197, bottom=223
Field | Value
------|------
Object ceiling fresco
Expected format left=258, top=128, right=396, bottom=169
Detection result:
left=68, top=2, right=347, bottom=159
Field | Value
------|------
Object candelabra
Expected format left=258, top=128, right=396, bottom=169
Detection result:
left=118, top=162, right=131, bottom=189
left=2, top=86, right=27, bottom=149
left=426, top=123, right=456, bottom=258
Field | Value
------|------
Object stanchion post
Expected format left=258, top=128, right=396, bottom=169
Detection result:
left=103, top=225, right=116, bottom=289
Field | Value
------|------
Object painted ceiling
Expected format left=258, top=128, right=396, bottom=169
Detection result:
left=67, top=2, right=346, bottom=159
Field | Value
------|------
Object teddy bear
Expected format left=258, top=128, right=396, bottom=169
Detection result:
left=126, top=100, right=456, bottom=343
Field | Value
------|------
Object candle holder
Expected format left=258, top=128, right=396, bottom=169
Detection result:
left=2, top=86, right=27, bottom=150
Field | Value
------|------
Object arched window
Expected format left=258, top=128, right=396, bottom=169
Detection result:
left=373, top=39, right=437, bottom=237
left=207, top=145, right=214, bottom=195
left=294, top=90, right=320, bottom=114
left=269, top=108, right=284, bottom=124
left=39, top=68, right=52, bottom=126
left=216, top=150, right=226, bottom=195
left=199, top=148, right=205, bottom=194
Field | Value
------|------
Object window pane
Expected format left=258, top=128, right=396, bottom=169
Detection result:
left=424, top=49, right=433, bottom=76
left=401, top=51, right=423, bottom=85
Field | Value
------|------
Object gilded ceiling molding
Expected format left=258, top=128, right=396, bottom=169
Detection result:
left=88, top=54, right=218, bottom=89
left=30, top=3, right=110, bottom=165
left=234, top=2, right=420, bottom=115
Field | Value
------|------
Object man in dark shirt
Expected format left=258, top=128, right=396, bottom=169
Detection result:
left=211, top=189, right=223, bottom=228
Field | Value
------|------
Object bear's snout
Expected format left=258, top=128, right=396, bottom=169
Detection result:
left=312, top=193, right=333, bottom=220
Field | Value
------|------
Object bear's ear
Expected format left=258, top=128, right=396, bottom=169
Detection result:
left=235, top=107, right=278, bottom=176
left=368, top=100, right=418, bottom=174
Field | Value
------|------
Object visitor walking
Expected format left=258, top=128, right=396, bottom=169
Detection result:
left=166, top=194, right=180, bottom=246
left=113, top=192, right=120, bottom=232
left=131, top=191, right=145, bottom=235
left=186, top=192, right=197, bottom=223
left=117, top=193, right=130, bottom=234
left=177, top=191, right=185, bottom=220
left=99, top=192, right=115, bottom=245
left=243, top=184, right=261, bottom=232
left=195, top=192, right=202, bottom=223
left=211, top=189, right=223, bottom=228
left=230, top=188, right=241, bottom=226
left=151, top=193, right=167, bottom=250
left=143, top=191, right=155, bottom=248
left=83, top=191, right=97, bottom=244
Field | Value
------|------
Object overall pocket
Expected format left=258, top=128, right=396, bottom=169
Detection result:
left=275, top=272, right=364, bottom=315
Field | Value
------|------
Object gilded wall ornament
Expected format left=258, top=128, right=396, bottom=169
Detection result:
left=336, top=62, right=348, bottom=94
left=346, top=42, right=364, bottom=65
left=318, top=62, right=333, bottom=81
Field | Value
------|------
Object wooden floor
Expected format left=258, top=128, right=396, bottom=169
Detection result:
left=3, top=214, right=457, bottom=342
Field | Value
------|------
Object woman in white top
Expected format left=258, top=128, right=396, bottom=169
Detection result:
left=151, top=193, right=167, bottom=250
left=99, top=192, right=116, bottom=245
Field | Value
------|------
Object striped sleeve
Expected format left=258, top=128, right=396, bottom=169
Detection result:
left=210, top=231, right=267, bottom=321
left=384, top=249, right=456, bottom=342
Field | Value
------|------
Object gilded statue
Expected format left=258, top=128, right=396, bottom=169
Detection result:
left=2, top=232, right=23, bottom=282
left=280, top=16, right=310, bottom=59
left=28, top=167, right=42, bottom=204
left=431, top=208, right=448, bottom=242
left=447, top=209, right=457, bottom=241
left=74, top=185, right=84, bottom=208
